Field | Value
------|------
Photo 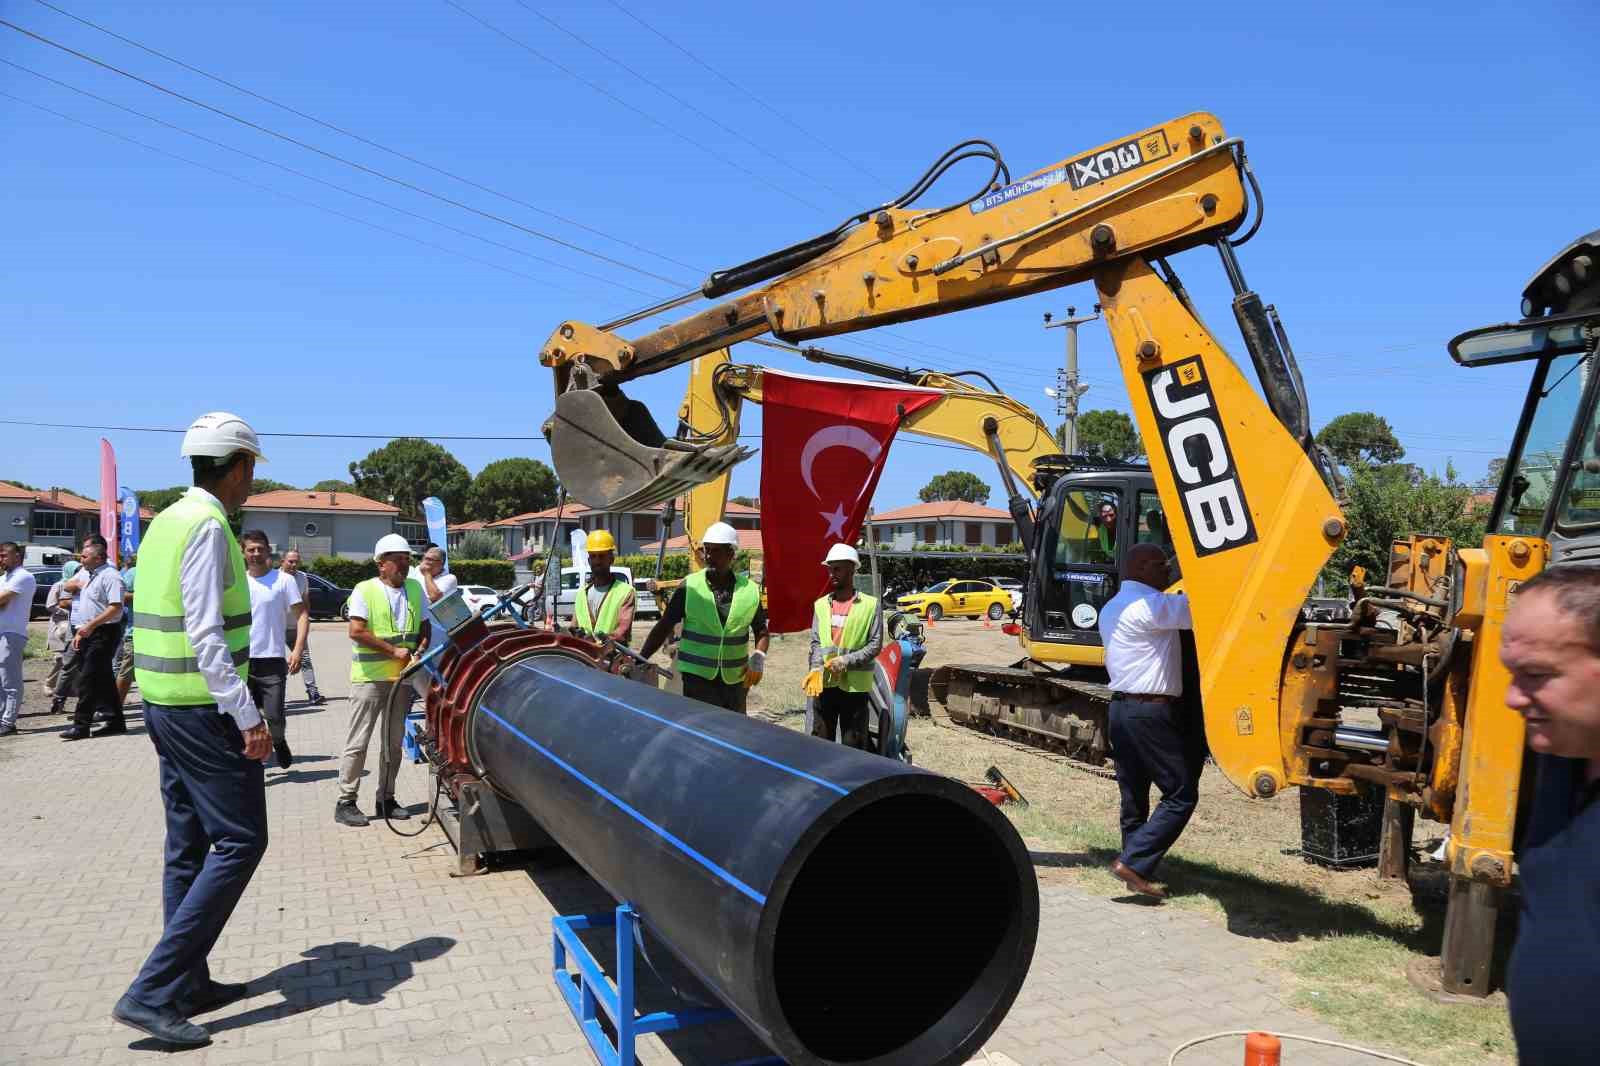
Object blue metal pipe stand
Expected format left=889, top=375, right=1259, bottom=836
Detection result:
left=552, top=903, right=784, bottom=1066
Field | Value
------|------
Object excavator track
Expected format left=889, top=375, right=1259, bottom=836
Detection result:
left=926, top=664, right=1120, bottom=781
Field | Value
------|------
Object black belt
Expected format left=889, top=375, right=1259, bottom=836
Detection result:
left=1112, top=691, right=1179, bottom=704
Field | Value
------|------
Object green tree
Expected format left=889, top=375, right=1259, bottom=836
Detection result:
left=312, top=478, right=356, bottom=494
left=348, top=438, right=471, bottom=520
left=1322, top=461, right=1487, bottom=592
left=729, top=495, right=758, bottom=507
left=1058, top=409, right=1144, bottom=460
left=134, top=486, right=187, bottom=513
left=4, top=479, right=42, bottom=491
left=918, top=470, right=991, bottom=504
left=466, top=457, right=557, bottom=521
left=1316, top=412, right=1405, bottom=467
left=456, top=529, right=508, bottom=560
left=250, top=478, right=298, bottom=495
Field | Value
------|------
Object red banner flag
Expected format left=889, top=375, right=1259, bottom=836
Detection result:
left=758, top=371, right=940, bottom=632
left=99, top=438, right=119, bottom=566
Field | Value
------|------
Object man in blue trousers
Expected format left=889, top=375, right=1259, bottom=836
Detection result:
left=114, top=412, right=272, bottom=1049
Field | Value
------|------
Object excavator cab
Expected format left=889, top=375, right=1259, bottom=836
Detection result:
left=1023, top=460, right=1169, bottom=667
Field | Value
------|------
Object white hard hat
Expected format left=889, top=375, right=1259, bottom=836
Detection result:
left=373, top=532, right=413, bottom=559
left=701, top=521, right=740, bottom=547
left=824, top=543, right=860, bottom=566
left=180, top=411, right=267, bottom=462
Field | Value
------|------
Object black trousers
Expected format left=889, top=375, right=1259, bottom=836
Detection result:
left=71, top=627, right=121, bottom=730
left=126, top=704, right=267, bottom=1008
left=247, top=657, right=288, bottom=745
left=812, top=688, right=871, bottom=751
left=681, top=674, right=747, bottom=714
left=1107, top=696, right=1204, bottom=879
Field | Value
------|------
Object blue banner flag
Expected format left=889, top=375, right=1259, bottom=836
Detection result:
left=422, top=496, right=449, bottom=572
left=117, top=486, right=141, bottom=558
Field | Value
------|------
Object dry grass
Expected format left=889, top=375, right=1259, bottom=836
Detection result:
left=631, top=616, right=1516, bottom=1064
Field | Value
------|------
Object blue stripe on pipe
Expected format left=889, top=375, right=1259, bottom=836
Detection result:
left=478, top=705, right=768, bottom=905
left=513, top=660, right=848, bottom=797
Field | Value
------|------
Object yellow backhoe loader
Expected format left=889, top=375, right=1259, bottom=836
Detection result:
left=539, top=111, right=1592, bottom=994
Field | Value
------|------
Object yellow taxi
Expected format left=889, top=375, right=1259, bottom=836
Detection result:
left=896, top=579, right=1014, bottom=622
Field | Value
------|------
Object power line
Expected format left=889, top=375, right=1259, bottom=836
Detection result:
left=2, top=60, right=663, bottom=298
left=0, top=16, right=689, bottom=290
left=441, top=0, right=828, bottom=214
left=605, top=0, right=884, bottom=185
left=509, top=0, right=855, bottom=203
left=2, top=89, right=598, bottom=297
left=27, top=0, right=704, bottom=275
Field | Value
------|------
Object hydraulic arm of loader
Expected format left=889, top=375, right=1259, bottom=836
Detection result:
left=541, top=111, right=1347, bottom=798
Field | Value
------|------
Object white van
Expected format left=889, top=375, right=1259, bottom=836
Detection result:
left=24, top=544, right=73, bottom=568
left=555, top=565, right=635, bottom=624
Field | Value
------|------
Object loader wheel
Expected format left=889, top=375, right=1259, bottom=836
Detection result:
left=926, top=603, right=944, bottom=621
left=987, top=602, right=1005, bottom=621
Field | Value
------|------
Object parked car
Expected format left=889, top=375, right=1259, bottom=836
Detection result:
left=633, top=577, right=659, bottom=619
left=555, top=565, right=635, bottom=624
left=24, top=544, right=73, bottom=568
left=27, top=566, right=63, bottom=620
left=458, top=585, right=501, bottom=615
left=896, top=579, right=1013, bottom=622
left=986, top=575, right=1025, bottom=613
left=298, top=572, right=352, bottom=621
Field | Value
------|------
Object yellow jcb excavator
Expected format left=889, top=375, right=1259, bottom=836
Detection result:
left=538, top=111, right=1591, bottom=994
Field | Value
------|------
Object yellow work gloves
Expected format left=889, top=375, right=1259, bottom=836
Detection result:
left=802, top=669, right=824, bottom=698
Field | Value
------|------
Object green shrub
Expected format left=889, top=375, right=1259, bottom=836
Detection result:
left=308, top=555, right=376, bottom=587
left=615, top=551, right=754, bottom=582
left=455, top=530, right=507, bottom=560
left=451, top=559, right=514, bottom=588
left=308, top=555, right=513, bottom=589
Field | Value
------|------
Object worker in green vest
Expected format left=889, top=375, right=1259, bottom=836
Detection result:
left=802, top=543, right=883, bottom=751
left=638, top=522, right=768, bottom=713
left=115, top=412, right=269, bottom=1049
left=335, top=533, right=427, bottom=828
left=570, top=529, right=636, bottom=645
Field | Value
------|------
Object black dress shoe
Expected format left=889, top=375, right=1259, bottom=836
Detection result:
left=111, top=994, right=211, bottom=1048
left=177, top=981, right=251, bottom=1016
left=0, top=724, right=16, bottom=737
left=375, top=797, right=410, bottom=820
left=92, top=720, right=127, bottom=737
left=273, top=740, right=293, bottom=769
left=60, top=728, right=91, bottom=741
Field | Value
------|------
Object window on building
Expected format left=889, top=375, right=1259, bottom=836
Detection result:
left=998, top=524, right=1015, bottom=545
left=303, top=522, right=319, bottom=537
left=922, top=523, right=937, bottom=542
left=632, top=514, right=655, bottom=540
left=31, top=509, right=73, bottom=538
left=964, top=522, right=982, bottom=546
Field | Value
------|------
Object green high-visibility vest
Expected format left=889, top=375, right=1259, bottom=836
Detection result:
left=813, top=593, right=879, bottom=693
left=350, top=577, right=423, bottom=682
left=678, top=570, right=758, bottom=684
left=574, top=576, right=633, bottom=639
left=132, top=488, right=251, bottom=705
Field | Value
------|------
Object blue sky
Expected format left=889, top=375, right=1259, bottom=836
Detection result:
left=4, top=0, right=1597, bottom=514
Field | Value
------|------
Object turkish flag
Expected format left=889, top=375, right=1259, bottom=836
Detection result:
left=758, top=371, right=940, bottom=632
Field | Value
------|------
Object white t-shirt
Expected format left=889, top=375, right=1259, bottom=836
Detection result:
left=349, top=579, right=412, bottom=633
left=247, top=568, right=303, bottom=659
left=409, top=567, right=459, bottom=647
left=0, top=566, right=37, bottom=636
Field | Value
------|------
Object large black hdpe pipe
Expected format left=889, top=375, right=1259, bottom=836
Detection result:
left=465, top=650, right=1038, bottom=1066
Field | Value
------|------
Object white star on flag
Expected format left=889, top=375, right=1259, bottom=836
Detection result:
left=820, top=502, right=849, bottom=539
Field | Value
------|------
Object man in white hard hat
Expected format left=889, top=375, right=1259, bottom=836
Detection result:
left=803, top=543, right=883, bottom=751
left=336, top=533, right=427, bottom=827
left=115, top=412, right=269, bottom=1049
left=638, top=521, right=768, bottom=713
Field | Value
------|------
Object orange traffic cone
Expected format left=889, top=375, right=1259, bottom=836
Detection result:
left=1244, top=1032, right=1281, bottom=1066
left=982, top=618, right=994, bottom=630
left=925, top=614, right=935, bottom=629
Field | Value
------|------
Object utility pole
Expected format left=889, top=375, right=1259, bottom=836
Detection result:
left=1043, top=304, right=1100, bottom=454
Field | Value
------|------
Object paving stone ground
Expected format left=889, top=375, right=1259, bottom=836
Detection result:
left=0, top=624, right=1399, bottom=1066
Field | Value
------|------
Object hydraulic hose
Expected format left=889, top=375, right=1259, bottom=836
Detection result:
left=379, top=664, right=438, bottom=838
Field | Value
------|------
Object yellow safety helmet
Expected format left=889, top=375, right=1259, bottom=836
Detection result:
left=585, top=529, right=617, bottom=553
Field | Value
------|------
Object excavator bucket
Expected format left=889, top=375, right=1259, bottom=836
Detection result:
left=546, top=387, right=754, bottom=512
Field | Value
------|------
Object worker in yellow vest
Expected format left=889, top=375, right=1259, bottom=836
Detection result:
left=570, top=529, right=635, bottom=645
left=335, top=533, right=427, bottom=828
left=639, top=522, right=768, bottom=713
left=802, top=543, right=883, bottom=750
left=116, top=412, right=269, bottom=1049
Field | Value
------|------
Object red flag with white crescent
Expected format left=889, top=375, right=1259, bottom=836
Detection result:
left=99, top=438, right=119, bottom=566
left=758, top=371, right=940, bottom=632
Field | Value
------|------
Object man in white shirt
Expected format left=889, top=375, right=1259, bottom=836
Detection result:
left=61, top=534, right=127, bottom=740
left=115, top=412, right=269, bottom=1049
left=278, top=550, right=324, bottom=705
left=241, top=530, right=307, bottom=769
left=1097, top=543, right=1199, bottom=899
left=409, top=544, right=459, bottom=661
left=0, top=542, right=38, bottom=736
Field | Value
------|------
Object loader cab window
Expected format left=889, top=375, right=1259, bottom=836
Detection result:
left=1037, top=487, right=1122, bottom=637
left=1498, top=351, right=1588, bottom=535
left=1557, top=381, right=1600, bottom=528
left=1053, top=489, right=1121, bottom=567
left=1136, top=491, right=1181, bottom=579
